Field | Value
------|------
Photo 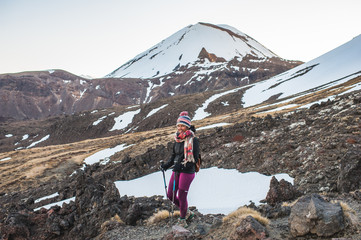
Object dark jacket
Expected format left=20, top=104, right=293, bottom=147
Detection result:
left=163, top=137, right=200, bottom=174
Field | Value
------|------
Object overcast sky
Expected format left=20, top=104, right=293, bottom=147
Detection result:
left=1, top=0, right=360, bottom=78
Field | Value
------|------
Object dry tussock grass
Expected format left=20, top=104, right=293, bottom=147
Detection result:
left=100, top=214, right=124, bottom=233
left=331, top=200, right=359, bottom=226
left=282, top=198, right=299, bottom=207
left=223, top=207, right=269, bottom=227
left=146, top=210, right=180, bottom=225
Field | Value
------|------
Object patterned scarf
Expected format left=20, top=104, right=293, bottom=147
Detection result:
left=174, top=130, right=195, bottom=166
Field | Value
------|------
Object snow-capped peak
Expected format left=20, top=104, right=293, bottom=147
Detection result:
left=106, top=22, right=278, bottom=78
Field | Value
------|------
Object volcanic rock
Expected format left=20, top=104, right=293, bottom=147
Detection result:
left=230, top=215, right=268, bottom=240
left=162, top=225, right=193, bottom=240
left=266, top=176, right=300, bottom=206
left=289, top=194, right=345, bottom=237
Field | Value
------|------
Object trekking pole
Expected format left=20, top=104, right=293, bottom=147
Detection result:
left=160, top=161, right=168, bottom=198
left=160, top=161, right=172, bottom=220
left=171, top=171, right=176, bottom=223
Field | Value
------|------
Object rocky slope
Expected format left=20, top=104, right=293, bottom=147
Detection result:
left=0, top=89, right=360, bottom=239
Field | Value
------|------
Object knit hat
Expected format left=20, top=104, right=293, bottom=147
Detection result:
left=177, top=111, right=191, bottom=128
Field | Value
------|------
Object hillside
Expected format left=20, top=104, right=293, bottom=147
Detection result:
left=0, top=88, right=360, bottom=239
left=1, top=29, right=361, bottom=240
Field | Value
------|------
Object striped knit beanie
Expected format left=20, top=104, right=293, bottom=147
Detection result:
left=177, top=111, right=191, bottom=128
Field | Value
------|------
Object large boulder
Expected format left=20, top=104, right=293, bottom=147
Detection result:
left=337, top=147, right=361, bottom=192
left=289, top=194, right=345, bottom=237
left=266, top=176, right=300, bottom=206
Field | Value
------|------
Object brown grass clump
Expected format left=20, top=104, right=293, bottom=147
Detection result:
left=146, top=210, right=180, bottom=225
left=223, top=207, right=269, bottom=227
left=282, top=199, right=299, bottom=207
left=332, top=200, right=359, bottom=227
left=100, top=214, right=125, bottom=233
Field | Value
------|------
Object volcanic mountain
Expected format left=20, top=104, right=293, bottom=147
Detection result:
left=106, top=22, right=301, bottom=103
left=107, top=22, right=281, bottom=78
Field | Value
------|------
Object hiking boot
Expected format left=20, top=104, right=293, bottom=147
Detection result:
left=186, top=209, right=195, bottom=220
left=177, top=218, right=188, bottom=228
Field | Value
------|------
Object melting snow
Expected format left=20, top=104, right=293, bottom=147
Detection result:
left=299, top=96, right=337, bottom=109
left=221, top=101, right=229, bottom=106
left=127, top=105, right=139, bottom=109
left=198, top=123, right=231, bottom=130
left=114, top=167, right=293, bottom=215
left=0, top=157, right=11, bottom=162
left=34, top=192, right=59, bottom=203
left=27, top=135, right=50, bottom=149
left=79, top=89, right=86, bottom=98
left=93, top=116, right=107, bottom=126
left=193, top=85, right=251, bottom=121
left=34, top=197, right=75, bottom=211
left=146, top=104, right=168, bottom=118
left=110, top=109, right=141, bottom=131
left=5, top=134, right=13, bottom=138
left=84, top=144, right=133, bottom=166
left=258, top=104, right=299, bottom=113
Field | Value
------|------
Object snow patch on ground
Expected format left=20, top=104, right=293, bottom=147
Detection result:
left=34, top=197, right=75, bottom=211
left=0, top=157, right=11, bottom=162
left=34, top=192, right=60, bottom=204
left=114, top=167, right=293, bottom=215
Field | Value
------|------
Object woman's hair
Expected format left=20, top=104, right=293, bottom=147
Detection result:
left=190, top=125, right=196, bottom=133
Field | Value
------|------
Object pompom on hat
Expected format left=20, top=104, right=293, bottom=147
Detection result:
left=176, top=111, right=192, bottom=128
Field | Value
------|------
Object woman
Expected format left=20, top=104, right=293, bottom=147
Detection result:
left=161, top=111, right=200, bottom=227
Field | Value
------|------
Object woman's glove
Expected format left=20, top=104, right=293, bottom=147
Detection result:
left=160, top=162, right=167, bottom=171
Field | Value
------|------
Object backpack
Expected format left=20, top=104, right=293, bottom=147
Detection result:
left=195, top=153, right=202, bottom=172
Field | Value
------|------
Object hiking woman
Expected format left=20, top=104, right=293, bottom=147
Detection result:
left=161, top=111, right=200, bottom=227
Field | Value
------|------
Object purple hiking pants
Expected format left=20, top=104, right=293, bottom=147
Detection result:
left=167, top=172, right=195, bottom=218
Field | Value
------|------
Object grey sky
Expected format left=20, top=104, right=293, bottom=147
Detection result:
left=1, top=0, right=360, bottom=77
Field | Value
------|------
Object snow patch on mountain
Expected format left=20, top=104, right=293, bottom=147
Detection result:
left=27, top=135, right=50, bottom=149
left=110, top=109, right=141, bottom=131
left=193, top=85, right=253, bottom=121
left=84, top=144, right=133, bottom=165
left=146, top=104, right=168, bottom=118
